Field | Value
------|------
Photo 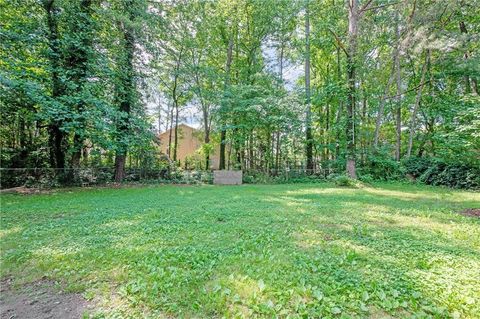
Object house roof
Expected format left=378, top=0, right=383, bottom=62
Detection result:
left=158, top=123, right=197, bottom=137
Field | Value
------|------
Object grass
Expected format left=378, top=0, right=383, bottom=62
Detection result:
left=1, top=182, right=479, bottom=318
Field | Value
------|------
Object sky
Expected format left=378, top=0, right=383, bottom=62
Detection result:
left=147, top=41, right=303, bottom=133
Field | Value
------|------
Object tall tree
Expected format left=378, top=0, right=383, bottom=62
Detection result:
left=219, top=31, right=234, bottom=170
left=65, top=0, right=94, bottom=169
left=305, top=1, right=313, bottom=172
left=42, top=0, right=66, bottom=171
left=344, top=0, right=362, bottom=179
left=394, top=10, right=402, bottom=161
left=406, top=50, right=428, bottom=157
left=114, top=0, right=138, bottom=182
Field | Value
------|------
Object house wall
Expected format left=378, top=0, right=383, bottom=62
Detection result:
left=158, top=124, right=220, bottom=169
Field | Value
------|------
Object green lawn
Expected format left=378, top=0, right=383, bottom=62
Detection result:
left=1, top=183, right=479, bottom=318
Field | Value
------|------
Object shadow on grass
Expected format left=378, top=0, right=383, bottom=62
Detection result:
left=1, top=183, right=479, bottom=317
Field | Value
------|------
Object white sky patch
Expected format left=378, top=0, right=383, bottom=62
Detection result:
left=146, top=39, right=303, bottom=133
left=262, top=40, right=302, bottom=90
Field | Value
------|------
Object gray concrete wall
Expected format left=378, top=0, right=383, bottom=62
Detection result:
left=213, top=170, right=242, bottom=185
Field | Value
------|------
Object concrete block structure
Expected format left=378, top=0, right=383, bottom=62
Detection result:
left=213, top=170, right=242, bottom=185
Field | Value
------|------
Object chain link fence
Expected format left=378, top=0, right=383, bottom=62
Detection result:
left=0, top=166, right=339, bottom=189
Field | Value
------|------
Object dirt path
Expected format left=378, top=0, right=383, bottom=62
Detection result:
left=0, top=278, right=91, bottom=319
left=459, top=208, right=480, bottom=217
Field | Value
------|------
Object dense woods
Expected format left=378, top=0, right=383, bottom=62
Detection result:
left=1, top=0, right=479, bottom=188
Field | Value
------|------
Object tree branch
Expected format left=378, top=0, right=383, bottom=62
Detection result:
left=385, top=80, right=431, bottom=100
left=359, top=0, right=375, bottom=14
left=360, top=1, right=400, bottom=15
left=328, top=28, right=348, bottom=57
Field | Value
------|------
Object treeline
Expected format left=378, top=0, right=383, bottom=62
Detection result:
left=1, top=0, right=479, bottom=186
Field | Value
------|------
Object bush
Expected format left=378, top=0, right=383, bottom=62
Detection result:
left=361, top=151, right=404, bottom=180
left=401, top=156, right=434, bottom=178
left=403, top=156, right=480, bottom=189
left=334, top=175, right=357, bottom=187
left=358, top=174, right=374, bottom=184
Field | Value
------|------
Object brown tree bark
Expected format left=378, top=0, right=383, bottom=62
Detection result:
left=305, top=1, right=314, bottom=172
left=69, top=0, right=93, bottom=172
left=114, top=155, right=126, bottom=182
left=167, top=103, right=173, bottom=157
left=407, top=51, right=428, bottom=157
left=192, top=50, right=211, bottom=169
left=373, top=67, right=395, bottom=148
left=459, top=21, right=472, bottom=94
left=335, top=46, right=342, bottom=160
left=43, top=0, right=66, bottom=171
left=114, top=1, right=135, bottom=183
left=394, top=11, right=402, bottom=161
left=173, top=101, right=179, bottom=162
left=345, top=0, right=360, bottom=179
left=219, top=36, right=234, bottom=170
left=170, top=49, right=183, bottom=163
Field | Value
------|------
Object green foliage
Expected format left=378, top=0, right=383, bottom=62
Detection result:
left=360, top=150, right=405, bottom=181
left=1, top=0, right=479, bottom=189
left=358, top=173, right=374, bottom=184
left=403, top=157, right=480, bottom=189
left=1, top=183, right=479, bottom=317
left=334, top=174, right=357, bottom=187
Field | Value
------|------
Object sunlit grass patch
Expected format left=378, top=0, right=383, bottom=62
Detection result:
left=1, top=182, right=479, bottom=318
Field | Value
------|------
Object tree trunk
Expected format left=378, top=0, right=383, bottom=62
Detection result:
left=48, top=124, right=65, bottom=170
left=204, top=129, right=210, bottom=170
left=71, top=134, right=82, bottom=168
left=407, top=51, right=428, bottom=157
left=360, top=83, right=367, bottom=163
left=114, top=1, right=135, bottom=183
left=69, top=0, right=93, bottom=175
left=394, top=11, right=402, bottom=161
left=459, top=21, right=472, bottom=94
left=276, top=40, right=284, bottom=171
left=373, top=67, right=395, bottom=148
left=345, top=0, right=359, bottom=179
left=192, top=52, right=211, bottom=169
left=305, top=1, right=314, bottom=172
left=335, top=46, right=342, bottom=160
left=219, top=130, right=226, bottom=170
left=114, top=154, right=126, bottom=183
left=168, top=103, right=174, bottom=157
left=173, top=101, right=179, bottom=162
left=275, top=131, right=280, bottom=170
left=325, top=103, right=330, bottom=160
left=43, top=0, right=66, bottom=171
left=219, top=36, right=234, bottom=170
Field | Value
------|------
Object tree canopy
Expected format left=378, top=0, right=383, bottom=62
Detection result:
left=1, top=0, right=479, bottom=186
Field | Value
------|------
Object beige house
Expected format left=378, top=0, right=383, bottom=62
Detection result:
left=158, top=124, right=220, bottom=169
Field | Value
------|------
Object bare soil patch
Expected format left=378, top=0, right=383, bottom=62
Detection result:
left=0, top=278, right=91, bottom=319
left=459, top=208, right=480, bottom=218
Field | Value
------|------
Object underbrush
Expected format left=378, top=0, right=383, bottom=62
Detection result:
left=402, top=156, right=480, bottom=189
left=358, top=152, right=479, bottom=190
left=2, top=156, right=478, bottom=190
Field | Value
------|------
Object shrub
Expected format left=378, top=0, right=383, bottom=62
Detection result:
left=358, top=174, right=374, bottom=184
left=401, top=156, right=435, bottom=178
left=361, top=150, right=404, bottom=180
left=334, top=175, right=357, bottom=187
left=403, top=156, right=480, bottom=189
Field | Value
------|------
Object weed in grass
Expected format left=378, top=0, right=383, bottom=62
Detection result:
left=1, top=182, right=479, bottom=318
